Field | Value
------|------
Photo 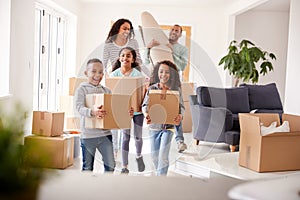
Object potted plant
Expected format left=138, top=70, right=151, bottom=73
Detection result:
left=0, top=104, right=49, bottom=200
left=218, top=39, right=276, bottom=86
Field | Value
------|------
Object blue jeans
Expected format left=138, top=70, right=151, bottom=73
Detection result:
left=175, top=121, right=184, bottom=142
left=112, top=129, right=121, bottom=152
left=149, top=129, right=174, bottom=176
left=80, top=135, right=115, bottom=172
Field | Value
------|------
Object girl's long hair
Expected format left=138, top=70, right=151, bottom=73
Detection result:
left=112, top=47, right=140, bottom=72
left=105, top=18, right=135, bottom=43
left=150, top=60, right=181, bottom=90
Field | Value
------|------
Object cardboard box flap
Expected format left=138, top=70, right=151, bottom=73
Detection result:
left=149, top=90, right=179, bottom=95
left=239, top=114, right=261, bottom=137
left=282, top=114, right=300, bottom=132
left=252, top=113, right=280, bottom=127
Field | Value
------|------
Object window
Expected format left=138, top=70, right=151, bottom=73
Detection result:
left=33, top=3, right=65, bottom=111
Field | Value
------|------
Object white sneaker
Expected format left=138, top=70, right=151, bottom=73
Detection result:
left=178, top=141, right=187, bottom=153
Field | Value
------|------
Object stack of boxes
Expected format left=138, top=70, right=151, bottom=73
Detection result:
left=60, top=77, right=86, bottom=132
left=181, top=82, right=196, bottom=133
left=59, top=77, right=86, bottom=159
left=24, top=111, right=74, bottom=169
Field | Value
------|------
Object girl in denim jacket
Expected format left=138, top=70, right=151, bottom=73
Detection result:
left=142, top=60, right=184, bottom=176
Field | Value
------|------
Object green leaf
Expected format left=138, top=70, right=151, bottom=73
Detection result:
left=269, top=53, right=276, bottom=60
left=218, top=56, right=227, bottom=66
left=218, top=39, right=276, bottom=84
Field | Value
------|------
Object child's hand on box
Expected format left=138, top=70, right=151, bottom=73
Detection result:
left=94, top=105, right=107, bottom=119
left=128, top=107, right=134, bottom=118
left=174, top=114, right=182, bottom=125
left=145, top=113, right=151, bottom=124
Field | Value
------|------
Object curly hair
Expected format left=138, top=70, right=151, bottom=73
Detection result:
left=105, top=18, right=135, bottom=43
left=150, top=60, right=181, bottom=90
left=112, top=47, right=140, bottom=72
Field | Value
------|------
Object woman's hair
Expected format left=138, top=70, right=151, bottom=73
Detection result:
left=105, top=18, right=135, bottom=43
left=150, top=60, right=181, bottom=90
left=112, top=47, right=140, bottom=72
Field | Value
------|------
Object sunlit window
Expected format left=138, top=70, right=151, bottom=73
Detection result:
left=33, top=3, right=66, bottom=110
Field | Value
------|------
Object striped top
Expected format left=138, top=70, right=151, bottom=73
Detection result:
left=103, top=39, right=142, bottom=73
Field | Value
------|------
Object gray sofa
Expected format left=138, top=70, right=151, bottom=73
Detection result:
left=189, top=83, right=283, bottom=152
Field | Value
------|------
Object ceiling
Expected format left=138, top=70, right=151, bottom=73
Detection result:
left=254, top=0, right=290, bottom=11
left=78, top=0, right=290, bottom=11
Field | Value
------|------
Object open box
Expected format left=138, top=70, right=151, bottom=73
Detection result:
left=239, top=113, right=300, bottom=172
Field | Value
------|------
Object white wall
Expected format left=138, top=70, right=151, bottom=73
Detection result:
left=234, top=10, right=289, bottom=103
left=9, top=0, right=35, bottom=109
left=76, top=3, right=229, bottom=87
left=0, top=0, right=11, bottom=97
left=284, top=0, right=300, bottom=114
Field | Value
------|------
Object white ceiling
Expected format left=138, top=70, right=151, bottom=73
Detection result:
left=254, top=0, right=290, bottom=11
left=78, top=0, right=290, bottom=11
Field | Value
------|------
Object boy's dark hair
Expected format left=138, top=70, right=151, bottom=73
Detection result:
left=150, top=60, right=181, bottom=90
left=87, top=58, right=102, bottom=65
left=86, top=58, right=103, bottom=70
left=105, top=18, right=135, bottom=43
left=112, top=47, right=140, bottom=72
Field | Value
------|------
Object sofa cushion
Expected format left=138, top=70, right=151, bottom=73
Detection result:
left=197, top=86, right=250, bottom=114
left=240, top=83, right=283, bottom=110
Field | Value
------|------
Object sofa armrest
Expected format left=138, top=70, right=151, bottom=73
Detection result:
left=189, top=95, right=199, bottom=106
left=190, top=103, right=233, bottom=143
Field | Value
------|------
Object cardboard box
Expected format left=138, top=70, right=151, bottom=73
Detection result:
left=59, top=95, right=75, bottom=116
left=69, top=77, right=86, bottom=96
left=105, top=76, right=145, bottom=112
left=182, top=101, right=192, bottom=133
left=24, top=134, right=74, bottom=169
left=239, top=113, right=300, bottom=172
left=148, top=90, right=179, bottom=125
left=181, top=82, right=195, bottom=102
left=85, top=93, right=132, bottom=129
left=65, top=117, right=80, bottom=130
left=32, top=111, right=64, bottom=137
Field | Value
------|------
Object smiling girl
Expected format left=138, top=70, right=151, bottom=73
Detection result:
left=110, top=47, right=145, bottom=174
left=142, top=60, right=185, bottom=176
